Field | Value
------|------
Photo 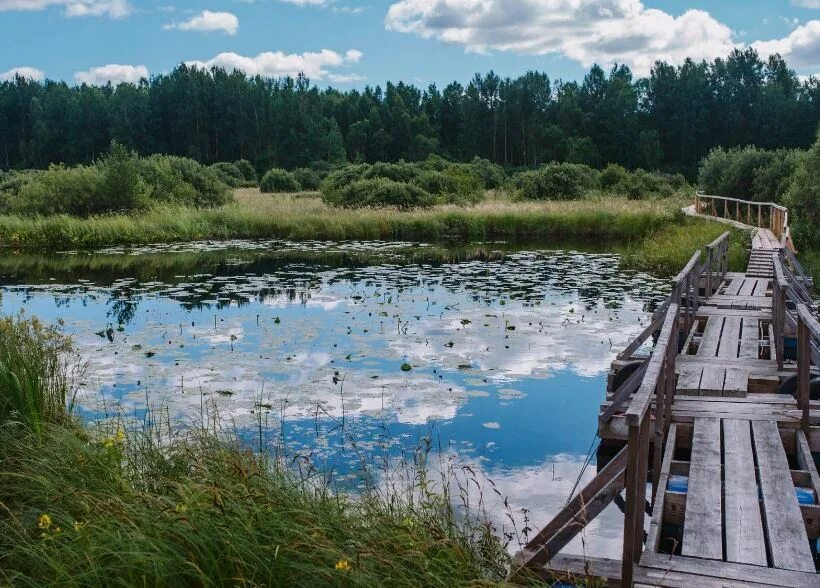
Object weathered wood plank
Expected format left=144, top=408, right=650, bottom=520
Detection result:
left=740, top=317, right=760, bottom=359
left=723, top=419, right=767, bottom=566
left=676, top=365, right=703, bottom=395
left=738, top=278, right=756, bottom=297
left=723, top=367, right=748, bottom=397
left=752, top=420, right=816, bottom=572
left=718, top=316, right=741, bottom=359
left=725, top=278, right=744, bottom=296
left=697, top=316, right=723, bottom=358
left=699, top=366, right=725, bottom=396
left=681, top=417, right=723, bottom=560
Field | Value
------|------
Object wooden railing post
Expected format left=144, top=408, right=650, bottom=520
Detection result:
left=758, top=203, right=762, bottom=228
left=796, top=304, right=818, bottom=437
left=773, top=255, right=787, bottom=370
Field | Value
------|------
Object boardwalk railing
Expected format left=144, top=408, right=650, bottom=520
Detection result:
left=621, top=303, right=679, bottom=586
left=694, top=192, right=789, bottom=242
left=772, top=255, right=789, bottom=370
left=703, top=231, right=729, bottom=298
left=797, top=304, right=820, bottom=436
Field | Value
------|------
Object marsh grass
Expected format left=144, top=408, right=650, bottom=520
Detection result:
left=0, top=189, right=683, bottom=251
left=620, top=218, right=751, bottom=275
left=0, top=314, right=77, bottom=436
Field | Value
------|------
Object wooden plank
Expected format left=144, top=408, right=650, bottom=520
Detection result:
left=752, top=279, right=770, bottom=297
left=681, top=417, right=723, bottom=560
left=718, top=316, right=742, bottom=359
left=647, top=425, right=677, bottom=552
left=699, top=366, right=725, bottom=396
left=740, top=317, right=760, bottom=359
left=640, top=552, right=820, bottom=587
left=725, top=278, right=744, bottom=296
left=752, top=420, right=816, bottom=572
left=739, top=278, right=756, bottom=297
left=723, top=419, right=767, bottom=566
left=697, top=316, right=723, bottom=358
left=676, top=365, right=703, bottom=395
left=696, top=307, right=770, bottom=319
left=723, top=367, right=748, bottom=397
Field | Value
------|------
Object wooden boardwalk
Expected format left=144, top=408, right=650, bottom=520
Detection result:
left=512, top=196, right=820, bottom=586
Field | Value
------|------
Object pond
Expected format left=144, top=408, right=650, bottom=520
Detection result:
left=0, top=240, right=669, bottom=558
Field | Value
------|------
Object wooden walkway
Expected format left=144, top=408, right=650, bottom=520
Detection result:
left=512, top=196, right=820, bottom=586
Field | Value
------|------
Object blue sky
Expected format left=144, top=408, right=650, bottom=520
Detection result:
left=1, top=0, right=819, bottom=88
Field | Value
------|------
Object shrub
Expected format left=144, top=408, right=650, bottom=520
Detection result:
left=362, top=162, right=421, bottom=183
left=515, top=163, right=598, bottom=200
left=323, top=178, right=435, bottom=209
left=260, top=169, right=302, bottom=193
left=141, top=155, right=232, bottom=208
left=599, top=163, right=629, bottom=190
left=293, top=167, right=321, bottom=191
left=469, top=156, right=505, bottom=189
left=698, top=146, right=797, bottom=202
left=320, top=164, right=370, bottom=198
left=614, top=169, right=675, bottom=200
left=210, top=162, right=247, bottom=188
left=234, top=159, right=257, bottom=183
left=785, top=134, right=820, bottom=249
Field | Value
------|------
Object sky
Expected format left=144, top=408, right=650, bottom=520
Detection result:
left=1, top=0, right=819, bottom=88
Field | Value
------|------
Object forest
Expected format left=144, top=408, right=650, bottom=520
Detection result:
left=2, top=48, right=818, bottom=178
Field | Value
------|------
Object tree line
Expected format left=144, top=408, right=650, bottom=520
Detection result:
left=1, top=48, right=818, bottom=178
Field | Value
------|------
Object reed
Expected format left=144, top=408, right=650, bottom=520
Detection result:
left=0, top=189, right=683, bottom=251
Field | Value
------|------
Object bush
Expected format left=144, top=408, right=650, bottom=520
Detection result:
left=234, top=159, right=257, bottom=183
left=210, top=162, right=248, bottom=188
left=260, top=169, right=302, bottom=193
left=785, top=134, right=820, bottom=249
left=323, top=178, right=435, bottom=209
left=614, top=169, right=675, bottom=200
left=140, top=155, right=232, bottom=208
left=362, top=162, right=420, bottom=183
left=599, top=163, right=629, bottom=190
left=320, top=164, right=370, bottom=198
left=293, top=167, right=321, bottom=191
left=515, top=163, right=598, bottom=200
left=698, top=146, right=798, bottom=202
left=469, top=156, right=505, bottom=189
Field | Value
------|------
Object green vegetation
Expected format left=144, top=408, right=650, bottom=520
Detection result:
left=785, top=134, right=820, bottom=250
left=698, top=145, right=799, bottom=202
left=0, top=190, right=683, bottom=251
left=0, top=144, right=232, bottom=217
left=0, top=318, right=510, bottom=586
left=621, top=220, right=750, bottom=276
left=2, top=50, right=817, bottom=179
left=209, top=161, right=258, bottom=188
left=260, top=168, right=302, bottom=193
left=293, top=167, right=322, bottom=191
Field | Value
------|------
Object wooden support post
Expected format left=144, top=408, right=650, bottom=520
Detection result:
left=797, top=305, right=811, bottom=437
left=758, top=203, right=762, bottom=228
left=747, top=201, right=751, bottom=225
left=736, top=200, right=740, bottom=222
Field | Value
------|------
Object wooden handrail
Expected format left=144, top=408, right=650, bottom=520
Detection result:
left=625, top=305, right=679, bottom=427
left=797, top=304, right=820, bottom=435
left=622, top=303, right=679, bottom=586
left=773, top=255, right=789, bottom=370
left=695, top=193, right=789, bottom=241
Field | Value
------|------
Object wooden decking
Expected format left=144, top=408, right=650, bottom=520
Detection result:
left=513, top=210, right=820, bottom=586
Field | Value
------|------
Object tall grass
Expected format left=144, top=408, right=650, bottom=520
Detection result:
left=0, top=190, right=683, bottom=251
left=0, top=421, right=510, bottom=586
left=0, top=314, right=75, bottom=435
left=619, top=218, right=750, bottom=275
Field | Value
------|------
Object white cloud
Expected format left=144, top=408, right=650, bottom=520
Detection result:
left=74, top=64, right=148, bottom=85
left=753, top=20, right=820, bottom=70
left=186, top=49, right=363, bottom=81
left=164, top=10, right=239, bottom=35
left=279, top=0, right=329, bottom=5
left=385, top=0, right=738, bottom=76
left=792, top=1, right=820, bottom=8
left=0, top=66, right=45, bottom=81
left=0, top=0, right=131, bottom=18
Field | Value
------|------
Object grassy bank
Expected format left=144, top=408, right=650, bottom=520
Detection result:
left=0, top=316, right=511, bottom=586
left=0, top=189, right=682, bottom=251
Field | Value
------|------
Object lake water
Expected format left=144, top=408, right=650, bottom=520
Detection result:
left=0, top=240, right=668, bottom=557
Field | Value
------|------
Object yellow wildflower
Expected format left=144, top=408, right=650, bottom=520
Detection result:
left=174, top=503, right=188, bottom=513
left=73, top=521, right=87, bottom=532
left=116, top=430, right=125, bottom=443
left=38, top=514, right=52, bottom=529
left=335, top=560, right=351, bottom=571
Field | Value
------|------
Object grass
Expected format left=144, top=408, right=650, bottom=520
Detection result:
left=0, top=318, right=513, bottom=587
left=0, top=189, right=683, bottom=251
left=620, top=219, right=751, bottom=275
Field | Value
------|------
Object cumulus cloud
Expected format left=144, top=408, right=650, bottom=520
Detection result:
left=186, top=49, right=363, bottom=81
left=385, top=0, right=738, bottom=76
left=753, top=20, right=820, bottom=70
left=164, top=10, right=239, bottom=35
left=0, top=0, right=131, bottom=18
left=792, top=1, right=820, bottom=8
left=74, top=64, right=148, bottom=85
left=0, top=66, right=45, bottom=81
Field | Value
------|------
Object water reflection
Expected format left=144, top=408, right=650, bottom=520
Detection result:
left=0, top=240, right=667, bottom=557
